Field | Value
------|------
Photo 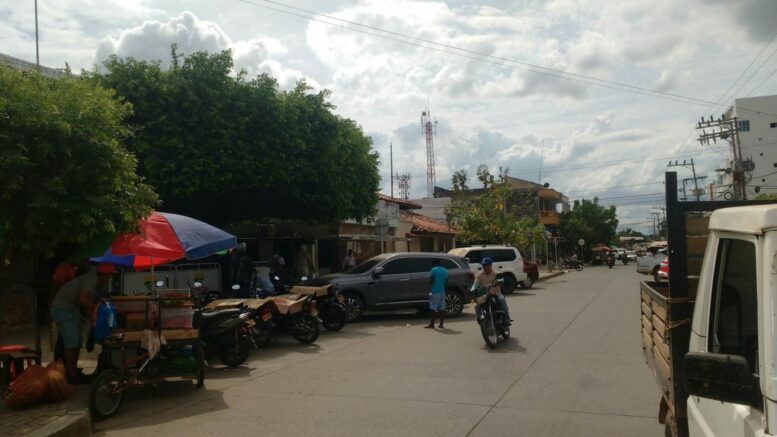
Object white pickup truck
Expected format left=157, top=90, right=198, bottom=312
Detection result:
left=641, top=172, right=777, bottom=437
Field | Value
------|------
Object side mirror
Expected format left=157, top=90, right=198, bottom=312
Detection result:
left=684, top=352, right=760, bottom=407
left=372, top=266, right=384, bottom=277
left=465, top=257, right=470, bottom=264
left=232, top=284, right=241, bottom=290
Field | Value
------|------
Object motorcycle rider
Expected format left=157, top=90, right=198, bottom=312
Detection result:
left=474, top=257, right=512, bottom=326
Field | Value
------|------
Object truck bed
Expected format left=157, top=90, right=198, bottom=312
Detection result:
left=641, top=281, right=678, bottom=417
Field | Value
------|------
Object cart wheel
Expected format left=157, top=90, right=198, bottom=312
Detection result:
left=90, top=369, right=124, bottom=420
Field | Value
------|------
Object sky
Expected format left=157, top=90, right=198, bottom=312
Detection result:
left=3, top=0, right=777, bottom=234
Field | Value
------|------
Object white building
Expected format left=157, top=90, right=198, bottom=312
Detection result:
left=716, top=95, right=777, bottom=199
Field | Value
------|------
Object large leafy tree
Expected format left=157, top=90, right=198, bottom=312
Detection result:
left=89, top=48, right=379, bottom=226
left=559, top=198, right=619, bottom=251
left=447, top=166, right=545, bottom=250
left=0, top=66, right=158, bottom=264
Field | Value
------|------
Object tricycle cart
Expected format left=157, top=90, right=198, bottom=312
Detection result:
left=89, top=290, right=205, bottom=420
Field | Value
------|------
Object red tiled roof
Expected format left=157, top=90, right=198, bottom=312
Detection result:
left=400, top=211, right=458, bottom=235
left=378, top=194, right=422, bottom=210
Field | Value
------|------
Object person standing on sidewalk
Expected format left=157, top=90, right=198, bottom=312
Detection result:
left=425, top=259, right=449, bottom=329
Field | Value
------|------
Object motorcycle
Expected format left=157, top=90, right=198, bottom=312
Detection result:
left=474, top=279, right=510, bottom=349
left=197, top=285, right=254, bottom=367
left=563, top=259, right=584, bottom=271
left=312, top=284, right=347, bottom=332
left=248, top=291, right=320, bottom=345
left=189, top=281, right=222, bottom=306
left=606, top=257, right=615, bottom=268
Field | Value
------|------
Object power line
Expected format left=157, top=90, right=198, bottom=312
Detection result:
left=747, top=64, right=777, bottom=96
left=562, top=182, right=664, bottom=193
left=237, top=0, right=777, bottom=116
left=713, top=29, right=777, bottom=107
left=732, top=41, right=777, bottom=98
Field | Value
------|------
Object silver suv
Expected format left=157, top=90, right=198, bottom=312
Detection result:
left=448, top=246, right=528, bottom=293
left=309, top=253, right=474, bottom=322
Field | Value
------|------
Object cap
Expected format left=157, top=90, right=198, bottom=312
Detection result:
left=97, top=263, right=117, bottom=274
left=481, top=257, right=493, bottom=266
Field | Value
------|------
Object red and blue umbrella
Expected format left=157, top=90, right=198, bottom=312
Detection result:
left=91, top=212, right=237, bottom=270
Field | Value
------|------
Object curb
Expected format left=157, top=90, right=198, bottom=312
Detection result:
left=27, top=409, right=91, bottom=437
left=536, top=271, right=565, bottom=282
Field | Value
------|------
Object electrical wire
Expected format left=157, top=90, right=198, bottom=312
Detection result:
left=237, top=0, right=777, bottom=116
left=746, top=64, right=777, bottom=96
left=731, top=42, right=777, bottom=99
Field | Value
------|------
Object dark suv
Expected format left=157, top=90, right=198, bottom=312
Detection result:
left=309, top=253, right=475, bottom=322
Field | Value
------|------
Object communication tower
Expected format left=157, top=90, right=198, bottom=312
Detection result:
left=421, top=109, right=437, bottom=198
left=397, top=172, right=411, bottom=200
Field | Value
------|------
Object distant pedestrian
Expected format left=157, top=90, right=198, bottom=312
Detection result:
left=294, top=245, right=314, bottom=280
left=342, top=249, right=357, bottom=271
left=425, top=259, right=449, bottom=329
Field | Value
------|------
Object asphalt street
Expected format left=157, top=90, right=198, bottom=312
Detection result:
left=94, top=264, right=663, bottom=436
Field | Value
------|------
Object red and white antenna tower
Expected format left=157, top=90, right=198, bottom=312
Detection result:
left=421, top=108, right=437, bottom=198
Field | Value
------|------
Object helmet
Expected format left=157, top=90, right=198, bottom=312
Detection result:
left=481, top=257, right=493, bottom=266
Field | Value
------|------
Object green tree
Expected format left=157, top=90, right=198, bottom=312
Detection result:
left=451, top=170, right=469, bottom=192
left=447, top=167, right=544, bottom=250
left=559, top=198, right=619, bottom=252
left=0, top=66, right=158, bottom=263
left=89, top=49, right=379, bottom=226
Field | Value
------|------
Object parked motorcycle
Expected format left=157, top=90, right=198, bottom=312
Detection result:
left=474, top=279, right=510, bottom=349
left=196, top=291, right=254, bottom=367
left=606, top=257, right=615, bottom=269
left=189, top=281, right=221, bottom=306
left=248, top=292, right=320, bottom=345
left=313, top=285, right=348, bottom=332
left=563, top=259, right=584, bottom=271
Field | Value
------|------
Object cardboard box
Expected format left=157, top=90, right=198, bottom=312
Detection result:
left=271, top=296, right=307, bottom=314
left=289, top=285, right=332, bottom=297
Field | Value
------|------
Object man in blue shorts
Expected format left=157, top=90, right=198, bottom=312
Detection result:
left=425, top=258, right=449, bottom=329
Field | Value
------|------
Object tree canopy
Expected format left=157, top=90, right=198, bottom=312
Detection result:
left=558, top=198, right=619, bottom=251
left=447, top=166, right=544, bottom=250
left=88, top=48, right=380, bottom=227
left=0, top=66, right=158, bottom=262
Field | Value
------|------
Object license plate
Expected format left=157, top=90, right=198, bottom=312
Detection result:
left=337, top=295, right=345, bottom=303
left=262, top=313, right=272, bottom=321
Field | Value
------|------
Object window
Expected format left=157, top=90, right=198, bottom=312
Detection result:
left=485, top=249, right=517, bottom=262
left=738, top=120, right=750, bottom=132
left=381, top=258, right=418, bottom=275
left=770, top=122, right=777, bottom=128
left=438, top=259, right=459, bottom=270
left=708, top=239, right=758, bottom=373
left=466, top=250, right=484, bottom=264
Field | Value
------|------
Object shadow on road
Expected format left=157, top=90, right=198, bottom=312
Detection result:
left=484, top=338, right=527, bottom=354
left=436, top=328, right=463, bottom=335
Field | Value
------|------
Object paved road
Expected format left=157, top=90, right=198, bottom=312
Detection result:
left=94, top=265, right=663, bottom=436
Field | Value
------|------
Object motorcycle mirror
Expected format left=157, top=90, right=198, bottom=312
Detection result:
left=156, top=280, right=165, bottom=287
left=194, top=281, right=202, bottom=287
left=232, top=284, right=241, bottom=290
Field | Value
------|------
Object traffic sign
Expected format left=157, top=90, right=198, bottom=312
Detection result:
left=578, top=239, right=585, bottom=246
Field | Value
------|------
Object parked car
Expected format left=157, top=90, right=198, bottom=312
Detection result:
left=657, top=258, right=669, bottom=281
left=521, top=260, right=539, bottom=289
left=448, top=246, right=528, bottom=293
left=308, top=253, right=474, bottom=322
left=637, top=248, right=667, bottom=279
left=625, top=250, right=637, bottom=263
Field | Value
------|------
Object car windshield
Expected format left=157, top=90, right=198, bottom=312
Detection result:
left=345, top=258, right=382, bottom=274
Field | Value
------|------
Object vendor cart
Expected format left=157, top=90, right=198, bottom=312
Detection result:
left=89, top=289, right=205, bottom=420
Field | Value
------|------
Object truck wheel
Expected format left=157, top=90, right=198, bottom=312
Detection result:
left=653, top=266, right=661, bottom=282
left=519, top=276, right=534, bottom=289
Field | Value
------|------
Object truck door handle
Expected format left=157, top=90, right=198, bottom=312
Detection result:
left=498, top=266, right=503, bottom=269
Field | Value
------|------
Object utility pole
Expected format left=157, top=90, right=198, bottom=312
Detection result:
left=34, top=0, right=40, bottom=70
left=390, top=143, right=394, bottom=199
left=696, top=114, right=753, bottom=200
left=651, top=206, right=667, bottom=240
left=668, top=159, right=705, bottom=201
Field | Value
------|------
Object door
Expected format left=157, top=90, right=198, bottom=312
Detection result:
left=406, top=257, right=436, bottom=301
left=374, top=258, right=416, bottom=305
left=466, top=250, right=485, bottom=272
left=688, top=237, right=763, bottom=437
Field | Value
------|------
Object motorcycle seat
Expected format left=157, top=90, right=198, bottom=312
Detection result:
left=198, top=308, right=242, bottom=326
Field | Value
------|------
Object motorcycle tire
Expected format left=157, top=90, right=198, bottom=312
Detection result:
left=217, top=335, right=252, bottom=367
left=252, top=326, right=274, bottom=348
left=502, top=324, right=511, bottom=340
left=292, top=314, right=320, bottom=344
left=321, top=306, right=347, bottom=332
left=575, top=263, right=583, bottom=271
left=608, top=263, right=613, bottom=269
left=480, top=313, right=498, bottom=349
